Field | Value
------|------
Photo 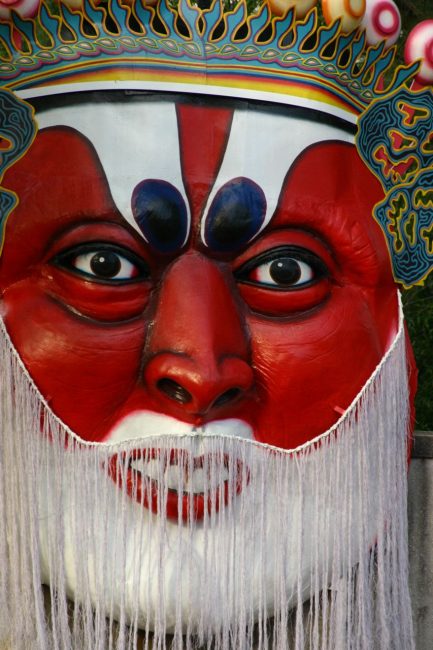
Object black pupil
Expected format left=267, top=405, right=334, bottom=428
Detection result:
left=269, top=258, right=302, bottom=285
left=90, top=252, right=122, bottom=278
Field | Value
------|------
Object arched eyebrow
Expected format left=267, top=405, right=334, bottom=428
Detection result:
left=199, top=107, right=354, bottom=252
left=272, top=140, right=383, bottom=227
left=268, top=140, right=388, bottom=281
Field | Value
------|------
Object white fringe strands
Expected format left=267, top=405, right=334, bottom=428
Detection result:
left=0, top=304, right=414, bottom=649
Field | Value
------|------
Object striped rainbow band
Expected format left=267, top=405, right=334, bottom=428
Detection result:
left=0, top=0, right=416, bottom=124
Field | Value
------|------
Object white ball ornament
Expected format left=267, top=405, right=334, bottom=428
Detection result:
left=321, top=0, right=366, bottom=33
left=405, top=20, right=433, bottom=86
left=267, top=0, right=318, bottom=19
left=361, top=0, right=401, bottom=48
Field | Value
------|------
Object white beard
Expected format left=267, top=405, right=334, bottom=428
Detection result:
left=0, top=300, right=414, bottom=649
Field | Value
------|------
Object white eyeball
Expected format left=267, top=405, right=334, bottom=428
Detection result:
left=361, top=0, right=401, bottom=48
left=321, top=0, right=366, bottom=33
left=267, top=0, right=318, bottom=19
left=405, top=20, right=433, bottom=86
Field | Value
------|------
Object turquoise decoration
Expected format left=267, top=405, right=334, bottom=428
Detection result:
left=0, top=0, right=416, bottom=116
left=0, top=89, right=36, bottom=253
left=357, top=86, right=433, bottom=287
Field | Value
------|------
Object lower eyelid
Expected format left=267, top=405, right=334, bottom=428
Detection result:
left=237, top=279, right=331, bottom=317
left=41, top=271, right=152, bottom=323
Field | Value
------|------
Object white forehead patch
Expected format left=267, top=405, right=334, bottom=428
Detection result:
left=200, top=108, right=354, bottom=245
left=36, top=100, right=190, bottom=244
left=36, top=99, right=353, bottom=249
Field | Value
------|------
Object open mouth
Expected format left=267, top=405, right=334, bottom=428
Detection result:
left=107, top=448, right=250, bottom=522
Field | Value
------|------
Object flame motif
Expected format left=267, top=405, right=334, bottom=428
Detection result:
left=0, top=0, right=416, bottom=115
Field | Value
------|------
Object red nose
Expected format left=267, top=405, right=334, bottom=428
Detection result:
left=144, top=252, right=254, bottom=420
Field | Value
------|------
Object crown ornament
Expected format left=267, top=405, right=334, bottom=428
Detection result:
left=0, top=0, right=418, bottom=113
left=0, top=0, right=431, bottom=287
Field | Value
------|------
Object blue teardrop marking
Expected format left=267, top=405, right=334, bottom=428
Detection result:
left=131, top=179, right=188, bottom=254
left=204, top=178, right=266, bottom=253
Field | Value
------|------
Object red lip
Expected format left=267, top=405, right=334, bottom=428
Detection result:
left=107, top=448, right=250, bottom=523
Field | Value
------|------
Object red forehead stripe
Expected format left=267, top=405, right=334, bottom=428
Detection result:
left=176, top=102, right=234, bottom=225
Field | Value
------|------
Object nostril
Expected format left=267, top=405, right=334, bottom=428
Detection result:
left=212, top=387, right=242, bottom=409
left=157, top=378, right=192, bottom=404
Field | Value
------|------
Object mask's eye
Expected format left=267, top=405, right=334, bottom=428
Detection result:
left=250, top=256, right=313, bottom=288
left=235, top=244, right=331, bottom=317
left=53, top=243, right=150, bottom=283
left=236, top=246, right=327, bottom=290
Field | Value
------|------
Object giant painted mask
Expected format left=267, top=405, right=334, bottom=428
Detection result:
left=1, top=96, right=399, bottom=450
left=0, top=0, right=432, bottom=648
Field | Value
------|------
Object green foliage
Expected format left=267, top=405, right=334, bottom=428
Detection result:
left=395, top=0, right=431, bottom=33
left=403, top=274, right=433, bottom=431
left=396, top=0, right=433, bottom=430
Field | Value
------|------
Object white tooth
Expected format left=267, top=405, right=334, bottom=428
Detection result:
left=129, top=458, right=161, bottom=480
left=129, top=457, right=234, bottom=494
left=189, top=468, right=207, bottom=493
left=164, top=464, right=185, bottom=491
left=209, top=467, right=230, bottom=488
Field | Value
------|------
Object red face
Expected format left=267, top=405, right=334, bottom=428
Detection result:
left=0, top=96, right=398, bottom=456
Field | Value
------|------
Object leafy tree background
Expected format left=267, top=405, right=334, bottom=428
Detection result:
left=395, top=0, right=433, bottom=431
left=395, top=0, right=430, bottom=34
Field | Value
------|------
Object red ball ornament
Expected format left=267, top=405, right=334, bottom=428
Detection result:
left=405, top=20, right=433, bottom=86
left=361, top=0, right=401, bottom=48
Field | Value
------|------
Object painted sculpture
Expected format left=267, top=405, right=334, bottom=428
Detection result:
left=0, top=0, right=431, bottom=647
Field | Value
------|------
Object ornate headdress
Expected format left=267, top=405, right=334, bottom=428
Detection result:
left=0, top=0, right=415, bottom=108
